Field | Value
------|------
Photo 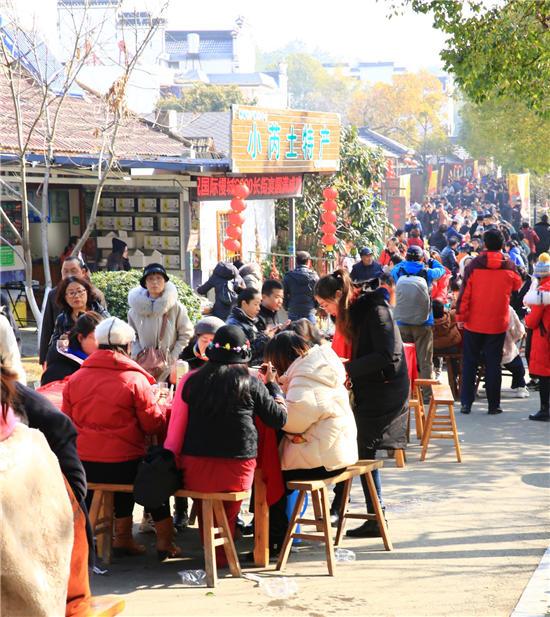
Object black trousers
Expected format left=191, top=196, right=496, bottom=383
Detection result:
left=83, top=458, right=170, bottom=521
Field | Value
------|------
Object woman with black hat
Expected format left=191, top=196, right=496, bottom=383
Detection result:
left=164, top=325, right=287, bottom=568
left=106, top=238, right=131, bottom=271
left=128, top=263, right=193, bottom=382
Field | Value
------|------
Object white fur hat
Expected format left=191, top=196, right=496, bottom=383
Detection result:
left=95, top=317, right=135, bottom=346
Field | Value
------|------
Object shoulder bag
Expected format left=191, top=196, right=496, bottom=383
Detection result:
left=135, top=312, right=170, bottom=380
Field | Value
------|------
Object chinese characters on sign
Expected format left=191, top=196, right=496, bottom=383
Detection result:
left=231, top=106, right=341, bottom=174
left=388, top=197, right=407, bottom=229
left=195, top=174, right=303, bottom=201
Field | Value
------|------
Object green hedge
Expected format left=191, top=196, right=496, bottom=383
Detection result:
left=90, top=270, right=202, bottom=324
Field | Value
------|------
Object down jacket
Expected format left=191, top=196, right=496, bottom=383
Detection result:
left=128, top=281, right=193, bottom=378
left=62, top=349, right=166, bottom=463
left=502, top=306, right=524, bottom=365
left=433, top=309, right=462, bottom=350
left=278, top=344, right=358, bottom=472
left=525, top=279, right=550, bottom=377
left=1, top=422, right=73, bottom=617
left=196, top=262, right=245, bottom=320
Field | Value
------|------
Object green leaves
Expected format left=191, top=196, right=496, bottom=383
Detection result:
left=90, top=270, right=202, bottom=324
left=156, top=84, right=257, bottom=113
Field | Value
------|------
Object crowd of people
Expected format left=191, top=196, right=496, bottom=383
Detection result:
left=1, top=174, right=548, bottom=615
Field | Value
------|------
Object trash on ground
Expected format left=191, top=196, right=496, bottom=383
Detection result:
left=243, top=573, right=264, bottom=586
left=178, top=569, right=207, bottom=586
left=93, top=566, right=108, bottom=575
left=335, top=548, right=356, bottom=563
left=263, top=577, right=299, bottom=598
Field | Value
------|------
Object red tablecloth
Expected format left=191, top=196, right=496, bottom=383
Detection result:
left=403, top=343, right=418, bottom=389
left=255, top=418, right=285, bottom=507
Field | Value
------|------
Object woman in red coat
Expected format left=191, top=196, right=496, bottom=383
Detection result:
left=62, top=317, right=180, bottom=559
left=524, top=253, right=550, bottom=421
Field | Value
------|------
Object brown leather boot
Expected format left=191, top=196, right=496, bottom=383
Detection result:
left=112, top=516, right=146, bottom=557
left=154, top=517, right=182, bottom=561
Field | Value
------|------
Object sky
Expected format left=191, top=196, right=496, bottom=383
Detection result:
left=10, top=0, right=447, bottom=72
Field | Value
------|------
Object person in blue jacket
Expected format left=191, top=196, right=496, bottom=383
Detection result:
left=391, top=246, right=445, bottom=397
left=446, top=219, right=464, bottom=244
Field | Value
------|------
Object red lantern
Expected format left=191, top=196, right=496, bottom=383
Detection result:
left=228, top=211, right=246, bottom=226
left=322, top=199, right=337, bottom=212
left=230, top=198, right=247, bottom=212
left=321, top=234, right=337, bottom=246
left=233, top=184, right=251, bottom=199
left=322, top=187, right=338, bottom=200
left=321, top=211, right=337, bottom=224
left=224, top=238, right=241, bottom=252
left=321, top=223, right=337, bottom=235
left=226, top=225, right=243, bottom=239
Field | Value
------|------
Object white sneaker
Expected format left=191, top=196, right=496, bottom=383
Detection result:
left=435, top=370, right=442, bottom=383
left=138, top=513, right=156, bottom=533
left=515, top=387, right=530, bottom=398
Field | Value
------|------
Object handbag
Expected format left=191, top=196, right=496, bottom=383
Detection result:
left=133, top=446, right=183, bottom=510
left=136, top=313, right=170, bottom=380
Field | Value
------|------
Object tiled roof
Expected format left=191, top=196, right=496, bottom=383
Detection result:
left=0, top=68, right=190, bottom=158
left=165, top=31, right=234, bottom=56
left=174, top=112, right=231, bottom=154
left=357, top=127, right=414, bottom=157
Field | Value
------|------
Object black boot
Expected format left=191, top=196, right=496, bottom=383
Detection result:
left=173, top=496, right=189, bottom=533
left=346, top=508, right=387, bottom=538
left=529, top=406, right=550, bottom=421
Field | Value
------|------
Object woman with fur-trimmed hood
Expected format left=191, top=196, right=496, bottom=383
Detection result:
left=239, top=262, right=263, bottom=292
left=128, top=263, right=193, bottom=382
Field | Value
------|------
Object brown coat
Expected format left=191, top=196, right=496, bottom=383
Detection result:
left=433, top=309, right=462, bottom=350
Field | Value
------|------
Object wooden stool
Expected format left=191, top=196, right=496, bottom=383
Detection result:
left=408, top=378, right=439, bottom=441
left=90, top=596, right=125, bottom=617
left=420, top=385, right=462, bottom=462
left=276, top=460, right=391, bottom=576
left=88, top=484, right=249, bottom=588
left=433, top=353, right=463, bottom=399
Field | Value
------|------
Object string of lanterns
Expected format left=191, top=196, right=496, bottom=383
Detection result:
left=223, top=183, right=250, bottom=254
left=321, top=186, right=338, bottom=248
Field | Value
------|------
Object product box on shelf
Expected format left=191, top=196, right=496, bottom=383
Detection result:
left=97, top=231, right=136, bottom=249
left=143, top=235, right=180, bottom=250
left=115, top=198, right=135, bottom=212
left=115, top=217, right=133, bottom=231
left=163, top=254, right=181, bottom=269
left=137, top=198, right=158, bottom=213
left=134, top=217, right=155, bottom=231
left=159, top=198, right=179, bottom=213
left=97, top=216, right=115, bottom=230
left=159, top=217, right=179, bottom=232
left=99, top=197, right=115, bottom=211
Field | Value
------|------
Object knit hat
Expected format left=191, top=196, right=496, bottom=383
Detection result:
left=195, top=316, right=225, bottom=336
left=95, top=317, right=135, bottom=346
left=140, top=263, right=169, bottom=288
left=205, top=325, right=252, bottom=364
left=534, top=253, right=550, bottom=279
left=112, top=238, right=127, bottom=254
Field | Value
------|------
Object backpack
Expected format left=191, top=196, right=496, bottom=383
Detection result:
left=220, top=279, right=237, bottom=306
left=393, top=268, right=432, bottom=325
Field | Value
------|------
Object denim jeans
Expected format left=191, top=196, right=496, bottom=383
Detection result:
left=332, top=447, right=382, bottom=513
left=288, top=313, right=316, bottom=325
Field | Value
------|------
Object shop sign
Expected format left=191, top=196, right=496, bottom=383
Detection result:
left=230, top=106, right=340, bottom=174
left=0, top=246, right=15, bottom=267
left=196, top=174, right=303, bottom=201
left=388, top=197, right=407, bottom=229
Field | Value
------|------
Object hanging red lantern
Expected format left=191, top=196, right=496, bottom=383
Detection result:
left=224, top=238, right=241, bottom=252
left=322, top=199, right=337, bottom=212
left=321, top=211, right=337, bottom=224
left=226, top=225, right=242, bottom=239
left=233, top=183, right=250, bottom=199
left=321, top=223, right=337, bottom=235
left=321, top=234, right=337, bottom=246
left=228, top=211, right=246, bottom=226
left=230, top=198, right=247, bottom=213
left=322, top=187, right=338, bottom=200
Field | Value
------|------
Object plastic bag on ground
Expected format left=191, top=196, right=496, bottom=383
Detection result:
left=178, top=569, right=207, bottom=585
left=335, top=548, right=356, bottom=563
left=263, top=577, right=299, bottom=598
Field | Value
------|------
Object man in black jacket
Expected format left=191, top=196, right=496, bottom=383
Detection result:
left=534, top=214, right=550, bottom=256
left=257, top=279, right=284, bottom=333
left=441, top=238, right=459, bottom=276
left=428, top=225, right=449, bottom=252
left=196, top=261, right=245, bottom=321
left=39, top=256, right=106, bottom=367
left=350, top=248, right=383, bottom=283
left=283, top=251, right=319, bottom=324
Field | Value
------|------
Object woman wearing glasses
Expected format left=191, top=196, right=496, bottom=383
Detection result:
left=51, top=276, right=109, bottom=346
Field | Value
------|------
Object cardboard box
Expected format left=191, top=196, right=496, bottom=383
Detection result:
left=159, top=217, right=179, bottom=232
left=143, top=235, right=180, bottom=250
left=99, top=197, right=115, bottom=211
left=159, top=198, right=179, bottom=213
left=97, top=231, right=135, bottom=249
left=115, top=198, right=135, bottom=212
left=147, top=250, right=163, bottom=265
left=162, top=235, right=180, bottom=250
left=97, top=216, right=115, bottom=230
left=128, top=249, right=148, bottom=268
left=163, top=254, right=181, bottom=269
left=134, top=217, right=155, bottom=231
left=137, top=198, right=158, bottom=213
left=143, top=235, right=162, bottom=250
left=115, top=216, right=133, bottom=231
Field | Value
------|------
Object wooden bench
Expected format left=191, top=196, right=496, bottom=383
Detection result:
left=276, top=460, right=391, bottom=576
left=409, top=378, right=439, bottom=442
left=420, top=384, right=462, bottom=462
left=87, top=483, right=249, bottom=588
left=89, top=596, right=125, bottom=617
left=433, top=353, right=462, bottom=400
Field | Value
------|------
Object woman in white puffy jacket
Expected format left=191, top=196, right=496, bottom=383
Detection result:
left=264, top=331, right=358, bottom=478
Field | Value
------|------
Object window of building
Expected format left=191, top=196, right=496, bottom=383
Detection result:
left=217, top=210, right=241, bottom=262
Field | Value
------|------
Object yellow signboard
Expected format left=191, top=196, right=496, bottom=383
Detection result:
left=230, top=105, right=341, bottom=174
